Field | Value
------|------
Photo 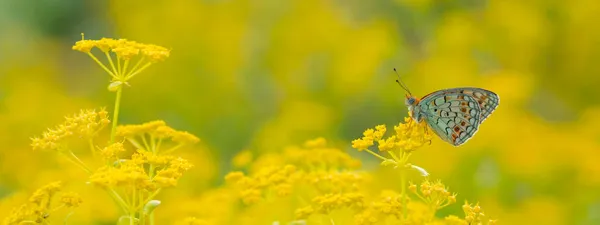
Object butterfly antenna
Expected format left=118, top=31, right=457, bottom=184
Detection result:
left=393, top=68, right=412, bottom=96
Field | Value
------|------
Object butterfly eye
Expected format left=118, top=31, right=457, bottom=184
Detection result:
left=405, top=97, right=416, bottom=105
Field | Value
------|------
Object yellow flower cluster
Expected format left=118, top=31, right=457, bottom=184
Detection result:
left=90, top=152, right=193, bottom=190
left=462, top=201, right=497, bottom=225
left=352, top=117, right=433, bottom=153
left=73, top=34, right=170, bottom=62
left=90, top=158, right=154, bottom=190
left=117, top=120, right=200, bottom=150
left=283, top=137, right=361, bottom=170
left=354, top=191, right=404, bottom=225
left=226, top=138, right=366, bottom=206
left=99, top=142, right=127, bottom=161
left=295, top=192, right=364, bottom=219
left=174, top=217, right=213, bottom=225
left=225, top=164, right=298, bottom=204
left=72, top=33, right=170, bottom=99
left=3, top=181, right=82, bottom=225
left=60, top=192, right=83, bottom=208
left=30, top=108, right=110, bottom=151
left=154, top=157, right=194, bottom=187
left=409, top=179, right=457, bottom=211
left=304, top=170, right=363, bottom=193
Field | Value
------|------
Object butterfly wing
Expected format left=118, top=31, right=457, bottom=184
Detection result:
left=417, top=88, right=499, bottom=146
left=460, top=88, right=500, bottom=122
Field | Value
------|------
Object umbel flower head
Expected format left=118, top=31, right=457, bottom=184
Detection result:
left=72, top=33, right=170, bottom=91
left=116, top=120, right=200, bottom=156
left=351, top=117, right=432, bottom=173
left=3, top=181, right=83, bottom=225
left=30, top=108, right=110, bottom=151
left=352, top=117, right=433, bottom=153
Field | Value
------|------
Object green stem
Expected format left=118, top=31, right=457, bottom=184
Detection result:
left=110, top=86, right=123, bottom=144
left=134, top=189, right=162, bottom=211
left=104, top=52, right=119, bottom=78
left=108, top=188, right=129, bottom=213
left=130, top=186, right=136, bottom=225
left=139, top=209, right=146, bottom=225
left=150, top=135, right=156, bottom=153
left=160, top=143, right=184, bottom=155
left=122, top=59, right=130, bottom=77
left=87, top=52, right=117, bottom=79
left=149, top=211, right=155, bottom=225
left=127, top=138, right=145, bottom=150
left=117, top=55, right=122, bottom=76
left=401, top=169, right=407, bottom=221
left=364, top=149, right=388, bottom=161
left=125, top=62, right=153, bottom=80
left=141, top=134, right=151, bottom=151
left=64, top=151, right=92, bottom=174
left=88, top=139, right=96, bottom=156
left=125, top=57, right=145, bottom=78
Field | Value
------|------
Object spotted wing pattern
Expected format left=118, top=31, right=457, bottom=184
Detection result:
left=417, top=88, right=499, bottom=146
left=460, top=88, right=500, bottom=122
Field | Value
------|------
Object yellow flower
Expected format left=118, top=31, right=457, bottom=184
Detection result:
left=352, top=117, right=433, bottom=166
left=224, top=171, right=245, bottom=183
left=29, top=181, right=62, bottom=206
left=138, top=149, right=173, bottom=166
left=394, top=117, right=433, bottom=152
left=89, top=160, right=154, bottom=190
left=374, top=124, right=386, bottom=140
left=171, top=131, right=201, bottom=144
left=411, top=180, right=456, bottom=211
left=377, top=136, right=397, bottom=152
left=231, top=150, right=253, bottom=168
left=116, top=120, right=166, bottom=137
left=351, top=138, right=374, bottom=151
left=153, top=157, right=194, bottom=188
left=304, top=137, right=327, bottom=148
left=99, top=142, right=126, bottom=161
left=4, top=181, right=81, bottom=225
left=462, top=201, right=495, bottom=224
left=72, top=33, right=170, bottom=86
left=295, top=206, right=315, bottom=219
left=60, top=192, right=83, bottom=207
left=354, top=191, right=403, bottom=225
left=283, top=138, right=361, bottom=170
left=226, top=164, right=299, bottom=205
left=31, top=108, right=110, bottom=151
left=72, top=34, right=96, bottom=53
left=116, top=120, right=200, bottom=152
left=308, top=192, right=364, bottom=216
left=175, top=217, right=212, bottom=225
left=445, top=215, right=468, bottom=225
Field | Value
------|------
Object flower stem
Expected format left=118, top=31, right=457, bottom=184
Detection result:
left=105, top=52, right=119, bottom=77
left=401, top=169, right=407, bottom=220
left=64, top=151, right=92, bottom=174
left=130, top=186, right=136, bottom=225
left=110, top=86, right=123, bottom=144
left=87, top=52, right=117, bottom=79
left=88, top=139, right=96, bottom=156
left=125, top=62, right=153, bottom=80
left=108, top=188, right=129, bottom=213
left=364, top=149, right=388, bottom=161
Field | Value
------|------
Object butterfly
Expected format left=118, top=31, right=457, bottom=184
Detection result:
left=394, top=69, right=499, bottom=146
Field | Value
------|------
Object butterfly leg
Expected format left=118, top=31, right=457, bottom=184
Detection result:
left=422, top=124, right=432, bottom=145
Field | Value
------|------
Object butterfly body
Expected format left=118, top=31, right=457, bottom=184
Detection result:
left=405, top=87, right=499, bottom=146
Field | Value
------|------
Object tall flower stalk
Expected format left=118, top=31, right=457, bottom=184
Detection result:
left=26, top=34, right=197, bottom=225
left=72, top=33, right=170, bottom=143
left=352, top=116, right=433, bottom=220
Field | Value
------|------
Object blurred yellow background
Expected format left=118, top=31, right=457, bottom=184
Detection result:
left=1, top=0, right=600, bottom=224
